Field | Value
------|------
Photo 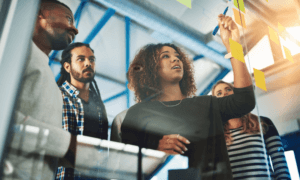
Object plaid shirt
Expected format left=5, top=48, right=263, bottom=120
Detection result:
left=56, top=81, right=107, bottom=180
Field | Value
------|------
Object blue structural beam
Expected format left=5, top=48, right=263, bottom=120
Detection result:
left=74, top=0, right=89, bottom=29
left=199, top=68, right=231, bottom=95
left=193, top=55, right=204, bottom=61
left=94, top=0, right=232, bottom=70
left=125, top=17, right=130, bottom=108
left=83, top=8, right=115, bottom=44
left=103, top=90, right=127, bottom=103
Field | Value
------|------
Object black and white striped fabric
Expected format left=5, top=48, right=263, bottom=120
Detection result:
left=227, top=116, right=291, bottom=180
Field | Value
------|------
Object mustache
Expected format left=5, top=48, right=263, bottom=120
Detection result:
left=82, top=67, right=94, bottom=73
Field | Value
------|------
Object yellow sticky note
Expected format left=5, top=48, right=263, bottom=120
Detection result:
left=234, top=0, right=245, bottom=13
left=253, top=68, right=267, bottom=91
left=283, top=46, right=294, bottom=63
left=232, top=8, right=247, bottom=29
left=268, top=26, right=279, bottom=45
left=278, top=22, right=285, bottom=33
left=229, top=38, right=245, bottom=63
left=177, top=0, right=191, bottom=8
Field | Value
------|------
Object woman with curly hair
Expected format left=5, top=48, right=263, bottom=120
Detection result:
left=121, top=15, right=255, bottom=179
left=212, top=80, right=291, bottom=179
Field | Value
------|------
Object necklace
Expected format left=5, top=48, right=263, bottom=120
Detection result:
left=159, top=99, right=182, bottom=107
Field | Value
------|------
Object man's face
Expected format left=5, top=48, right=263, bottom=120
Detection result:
left=69, top=46, right=96, bottom=83
left=41, top=3, right=78, bottom=50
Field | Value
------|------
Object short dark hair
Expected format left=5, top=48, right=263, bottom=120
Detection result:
left=41, top=0, right=72, bottom=12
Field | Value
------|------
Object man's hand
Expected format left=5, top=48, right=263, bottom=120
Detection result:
left=157, top=134, right=190, bottom=155
left=218, top=14, right=240, bottom=52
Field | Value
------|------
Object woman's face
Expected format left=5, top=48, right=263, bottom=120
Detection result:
left=158, top=46, right=184, bottom=84
left=213, top=83, right=234, bottom=98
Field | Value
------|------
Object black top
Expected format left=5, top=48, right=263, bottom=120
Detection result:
left=121, top=85, right=255, bottom=180
left=81, top=90, right=108, bottom=140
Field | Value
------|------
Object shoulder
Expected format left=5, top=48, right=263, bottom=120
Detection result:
left=113, top=109, right=128, bottom=123
left=260, top=116, right=280, bottom=138
left=188, top=95, right=214, bottom=104
left=260, top=116, right=275, bottom=126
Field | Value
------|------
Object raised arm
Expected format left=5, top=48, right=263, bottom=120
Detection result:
left=218, top=14, right=252, bottom=88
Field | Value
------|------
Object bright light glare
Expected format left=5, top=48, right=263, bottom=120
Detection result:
left=244, top=35, right=274, bottom=74
left=284, top=150, right=299, bottom=180
left=279, top=27, right=300, bottom=58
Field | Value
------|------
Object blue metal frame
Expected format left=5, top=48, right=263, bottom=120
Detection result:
left=83, top=8, right=115, bottom=44
left=74, top=0, right=89, bottom=29
left=146, top=155, right=174, bottom=180
left=125, top=17, right=130, bottom=108
left=103, top=90, right=127, bottom=103
left=199, top=68, right=231, bottom=95
left=193, top=55, right=204, bottom=61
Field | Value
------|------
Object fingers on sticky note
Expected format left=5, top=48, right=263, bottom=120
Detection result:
left=232, top=8, right=246, bottom=28
left=177, top=0, right=192, bottom=8
left=283, top=46, right=294, bottom=63
left=253, top=68, right=267, bottom=91
left=229, top=38, right=245, bottom=63
left=268, top=26, right=280, bottom=45
left=234, top=0, right=245, bottom=13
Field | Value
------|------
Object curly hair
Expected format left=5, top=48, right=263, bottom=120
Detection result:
left=128, top=43, right=196, bottom=102
left=212, top=80, right=268, bottom=145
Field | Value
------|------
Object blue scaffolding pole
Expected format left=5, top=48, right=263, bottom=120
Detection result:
left=74, top=0, right=89, bottom=29
left=83, top=8, right=115, bottom=44
left=199, top=68, right=230, bottom=95
left=125, top=17, right=130, bottom=108
left=103, top=90, right=127, bottom=103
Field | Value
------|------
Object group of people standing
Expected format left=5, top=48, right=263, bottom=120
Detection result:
left=4, top=0, right=291, bottom=180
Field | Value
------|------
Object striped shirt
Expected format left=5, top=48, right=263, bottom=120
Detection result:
left=227, top=116, right=291, bottom=180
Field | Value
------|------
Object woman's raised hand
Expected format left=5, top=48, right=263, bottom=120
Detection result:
left=157, top=134, right=190, bottom=155
left=218, top=14, right=240, bottom=52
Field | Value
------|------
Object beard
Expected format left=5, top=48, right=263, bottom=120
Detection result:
left=70, top=66, right=95, bottom=83
left=46, top=30, right=71, bottom=50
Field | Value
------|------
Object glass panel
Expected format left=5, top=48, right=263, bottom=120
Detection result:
left=238, top=0, right=300, bottom=179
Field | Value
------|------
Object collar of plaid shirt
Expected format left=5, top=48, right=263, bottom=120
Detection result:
left=61, top=81, right=80, bottom=99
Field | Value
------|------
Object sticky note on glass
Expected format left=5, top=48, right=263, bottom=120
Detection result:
left=229, top=38, right=245, bottom=63
left=278, top=22, right=285, bottom=33
left=268, top=26, right=279, bottom=45
left=234, top=0, right=245, bottom=13
left=232, top=8, right=246, bottom=28
left=177, top=0, right=191, bottom=8
left=283, top=46, right=294, bottom=63
left=253, top=68, right=267, bottom=91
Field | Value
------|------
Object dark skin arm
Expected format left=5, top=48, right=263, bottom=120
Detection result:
left=63, top=134, right=77, bottom=167
left=218, top=14, right=252, bottom=88
left=157, top=134, right=190, bottom=155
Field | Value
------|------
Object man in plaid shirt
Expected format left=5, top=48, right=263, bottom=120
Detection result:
left=56, top=43, right=108, bottom=179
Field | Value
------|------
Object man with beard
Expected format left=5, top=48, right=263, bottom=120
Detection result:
left=56, top=43, right=108, bottom=179
left=4, top=1, right=78, bottom=180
